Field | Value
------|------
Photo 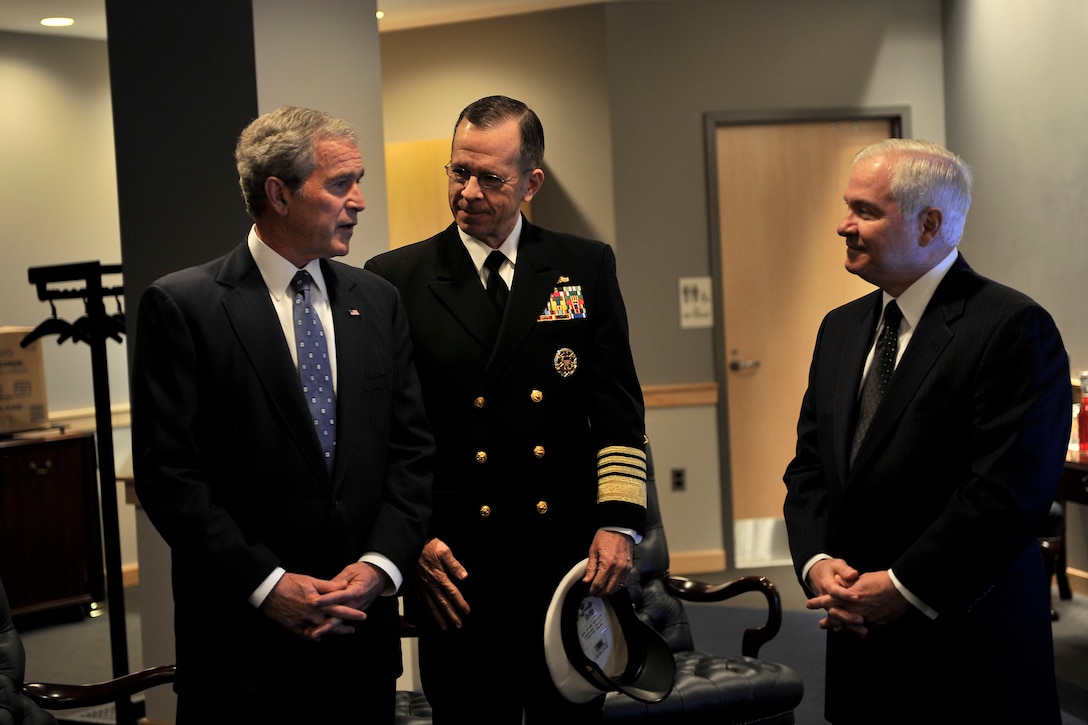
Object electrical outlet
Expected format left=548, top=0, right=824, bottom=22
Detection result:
left=670, top=467, right=686, bottom=492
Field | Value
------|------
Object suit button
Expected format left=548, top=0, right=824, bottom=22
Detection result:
left=474, top=396, right=486, bottom=409
left=533, top=445, right=545, bottom=458
left=536, top=500, right=549, bottom=515
left=530, top=389, right=543, bottom=403
left=476, top=451, right=488, bottom=464
left=479, top=505, right=492, bottom=518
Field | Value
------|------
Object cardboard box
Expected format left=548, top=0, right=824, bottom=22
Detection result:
left=0, top=327, right=49, bottom=434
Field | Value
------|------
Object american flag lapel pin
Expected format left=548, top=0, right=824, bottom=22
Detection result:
left=348, top=308, right=360, bottom=316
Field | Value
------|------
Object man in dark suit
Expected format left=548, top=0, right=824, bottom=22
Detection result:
left=783, top=138, right=1070, bottom=723
left=131, top=106, right=433, bottom=725
left=365, top=95, right=647, bottom=724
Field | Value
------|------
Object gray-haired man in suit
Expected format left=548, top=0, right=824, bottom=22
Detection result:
left=132, top=106, right=433, bottom=725
left=784, top=138, right=1070, bottom=724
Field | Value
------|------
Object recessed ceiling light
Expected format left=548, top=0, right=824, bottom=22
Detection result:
left=376, top=10, right=385, bottom=20
left=40, top=17, right=76, bottom=28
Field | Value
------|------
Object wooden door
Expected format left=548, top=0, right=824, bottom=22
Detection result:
left=712, top=115, right=898, bottom=566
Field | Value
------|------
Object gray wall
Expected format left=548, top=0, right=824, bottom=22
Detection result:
left=0, top=31, right=129, bottom=414
left=944, top=0, right=1087, bottom=370
left=606, top=0, right=947, bottom=384
left=944, top=0, right=1088, bottom=571
left=380, top=4, right=615, bottom=245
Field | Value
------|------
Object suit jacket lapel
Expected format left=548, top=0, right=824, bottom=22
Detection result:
left=422, top=221, right=576, bottom=382
left=324, top=261, right=368, bottom=494
left=837, top=293, right=881, bottom=479
left=428, top=225, right=501, bottom=348
left=485, top=224, right=563, bottom=379
left=219, top=245, right=328, bottom=484
left=849, top=266, right=966, bottom=474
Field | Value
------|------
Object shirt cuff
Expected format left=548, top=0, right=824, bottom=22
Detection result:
left=602, top=526, right=642, bottom=545
left=249, top=566, right=286, bottom=608
left=247, top=554, right=402, bottom=608
left=801, top=553, right=832, bottom=590
left=888, top=568, right=938, bottom=620
left=360, top=553, right=402, bottom=596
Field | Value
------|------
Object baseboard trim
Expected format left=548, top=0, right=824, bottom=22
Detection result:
left=123, top=563, right=139, bottom=589
left=1065, top=565, right=1088, bottom=596
left=643, top=382, right=718, bottom=408
left=670, top=549, right=727, bottom=574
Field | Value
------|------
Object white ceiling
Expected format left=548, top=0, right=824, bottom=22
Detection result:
left=0, top=0, right=620, bottom=40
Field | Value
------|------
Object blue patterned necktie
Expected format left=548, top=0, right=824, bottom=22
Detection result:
left=850, top=300, right=902, bottom=466
left=292, top=270, right=336, bottom=472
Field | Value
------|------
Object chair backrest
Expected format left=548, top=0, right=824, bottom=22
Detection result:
left=1, top=578, right=28, bottom=689
left=1, top=578, right=58, bottom=724
left=625, top=445, right=696, bottom=653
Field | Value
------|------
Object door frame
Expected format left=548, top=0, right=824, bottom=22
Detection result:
left=703, top=106, right=910, bottom=569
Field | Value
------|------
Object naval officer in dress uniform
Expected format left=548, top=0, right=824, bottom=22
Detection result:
left=365, top=95, right=647, bottom=725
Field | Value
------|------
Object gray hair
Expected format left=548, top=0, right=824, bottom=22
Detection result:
left=854, top=138, right=973, bottom=244
left=235, top=106, right=358, bottom=218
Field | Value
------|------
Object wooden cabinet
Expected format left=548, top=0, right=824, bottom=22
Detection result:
left=0, top=431, right=105, bottom=616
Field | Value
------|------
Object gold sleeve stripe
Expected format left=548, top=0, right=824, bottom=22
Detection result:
left=596, top=446, right=647, bottom=507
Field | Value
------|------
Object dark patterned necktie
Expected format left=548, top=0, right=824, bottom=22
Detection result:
left=850, top=300, right=902, bottom=466
left=484, top=250, right=509, bottom=313
left=292, top=270, right=336, bottom=472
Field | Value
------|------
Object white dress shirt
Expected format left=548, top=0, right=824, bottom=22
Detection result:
left=804, top=248, right=959, bottom=619
left=245, top=228, right=401, bottom=607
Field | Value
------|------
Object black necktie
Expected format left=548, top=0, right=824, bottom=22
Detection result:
left=484, top=250, right=509, bottom=313
left=292, top=271, right=336, bottom=472
left=850, top=300, right=902, bottom=465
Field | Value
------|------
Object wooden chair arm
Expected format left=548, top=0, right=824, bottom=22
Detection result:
left=23, top=664, right=176, bottom=710
left=664, top=574, right=783, bottom=658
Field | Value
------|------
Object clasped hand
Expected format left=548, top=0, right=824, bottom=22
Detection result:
left=261, top=562, right=387, bottom=641
left=805, top=559, right=910, bottom=637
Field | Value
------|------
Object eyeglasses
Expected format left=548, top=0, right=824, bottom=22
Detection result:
left=445, top=164, right=524, bottom=191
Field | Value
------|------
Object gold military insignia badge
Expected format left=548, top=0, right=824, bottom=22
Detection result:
left=554, top=347, right=578, bottom=377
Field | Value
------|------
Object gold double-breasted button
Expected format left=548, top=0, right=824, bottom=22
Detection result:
left=474, top=396, right=486, bottom=409
left=533, top=445, right=545, bottom=459
left=530, top=389, right=544, bottom=403
left=479, top=505, right=492, bottom=518
left=536, top=500, right=549, bottom=515
left=476, top=451, right=488, bottom=464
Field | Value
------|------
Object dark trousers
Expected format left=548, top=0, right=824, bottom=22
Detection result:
left=419, top=620, right=603, bottom=725
left=176, top=678, right=395, bottom=725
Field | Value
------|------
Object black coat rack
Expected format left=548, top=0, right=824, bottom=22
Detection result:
left=21, top=261, right=136, bottom=725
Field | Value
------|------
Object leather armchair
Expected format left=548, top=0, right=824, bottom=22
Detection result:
left=0, top=579, right=54, bottom=725
left=0, top=577, right=174, bottom=724
left=600, top=446, right=803, bottom=723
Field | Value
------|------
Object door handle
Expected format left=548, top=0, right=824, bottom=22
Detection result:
left=728, top=359, right=760, bottom=372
